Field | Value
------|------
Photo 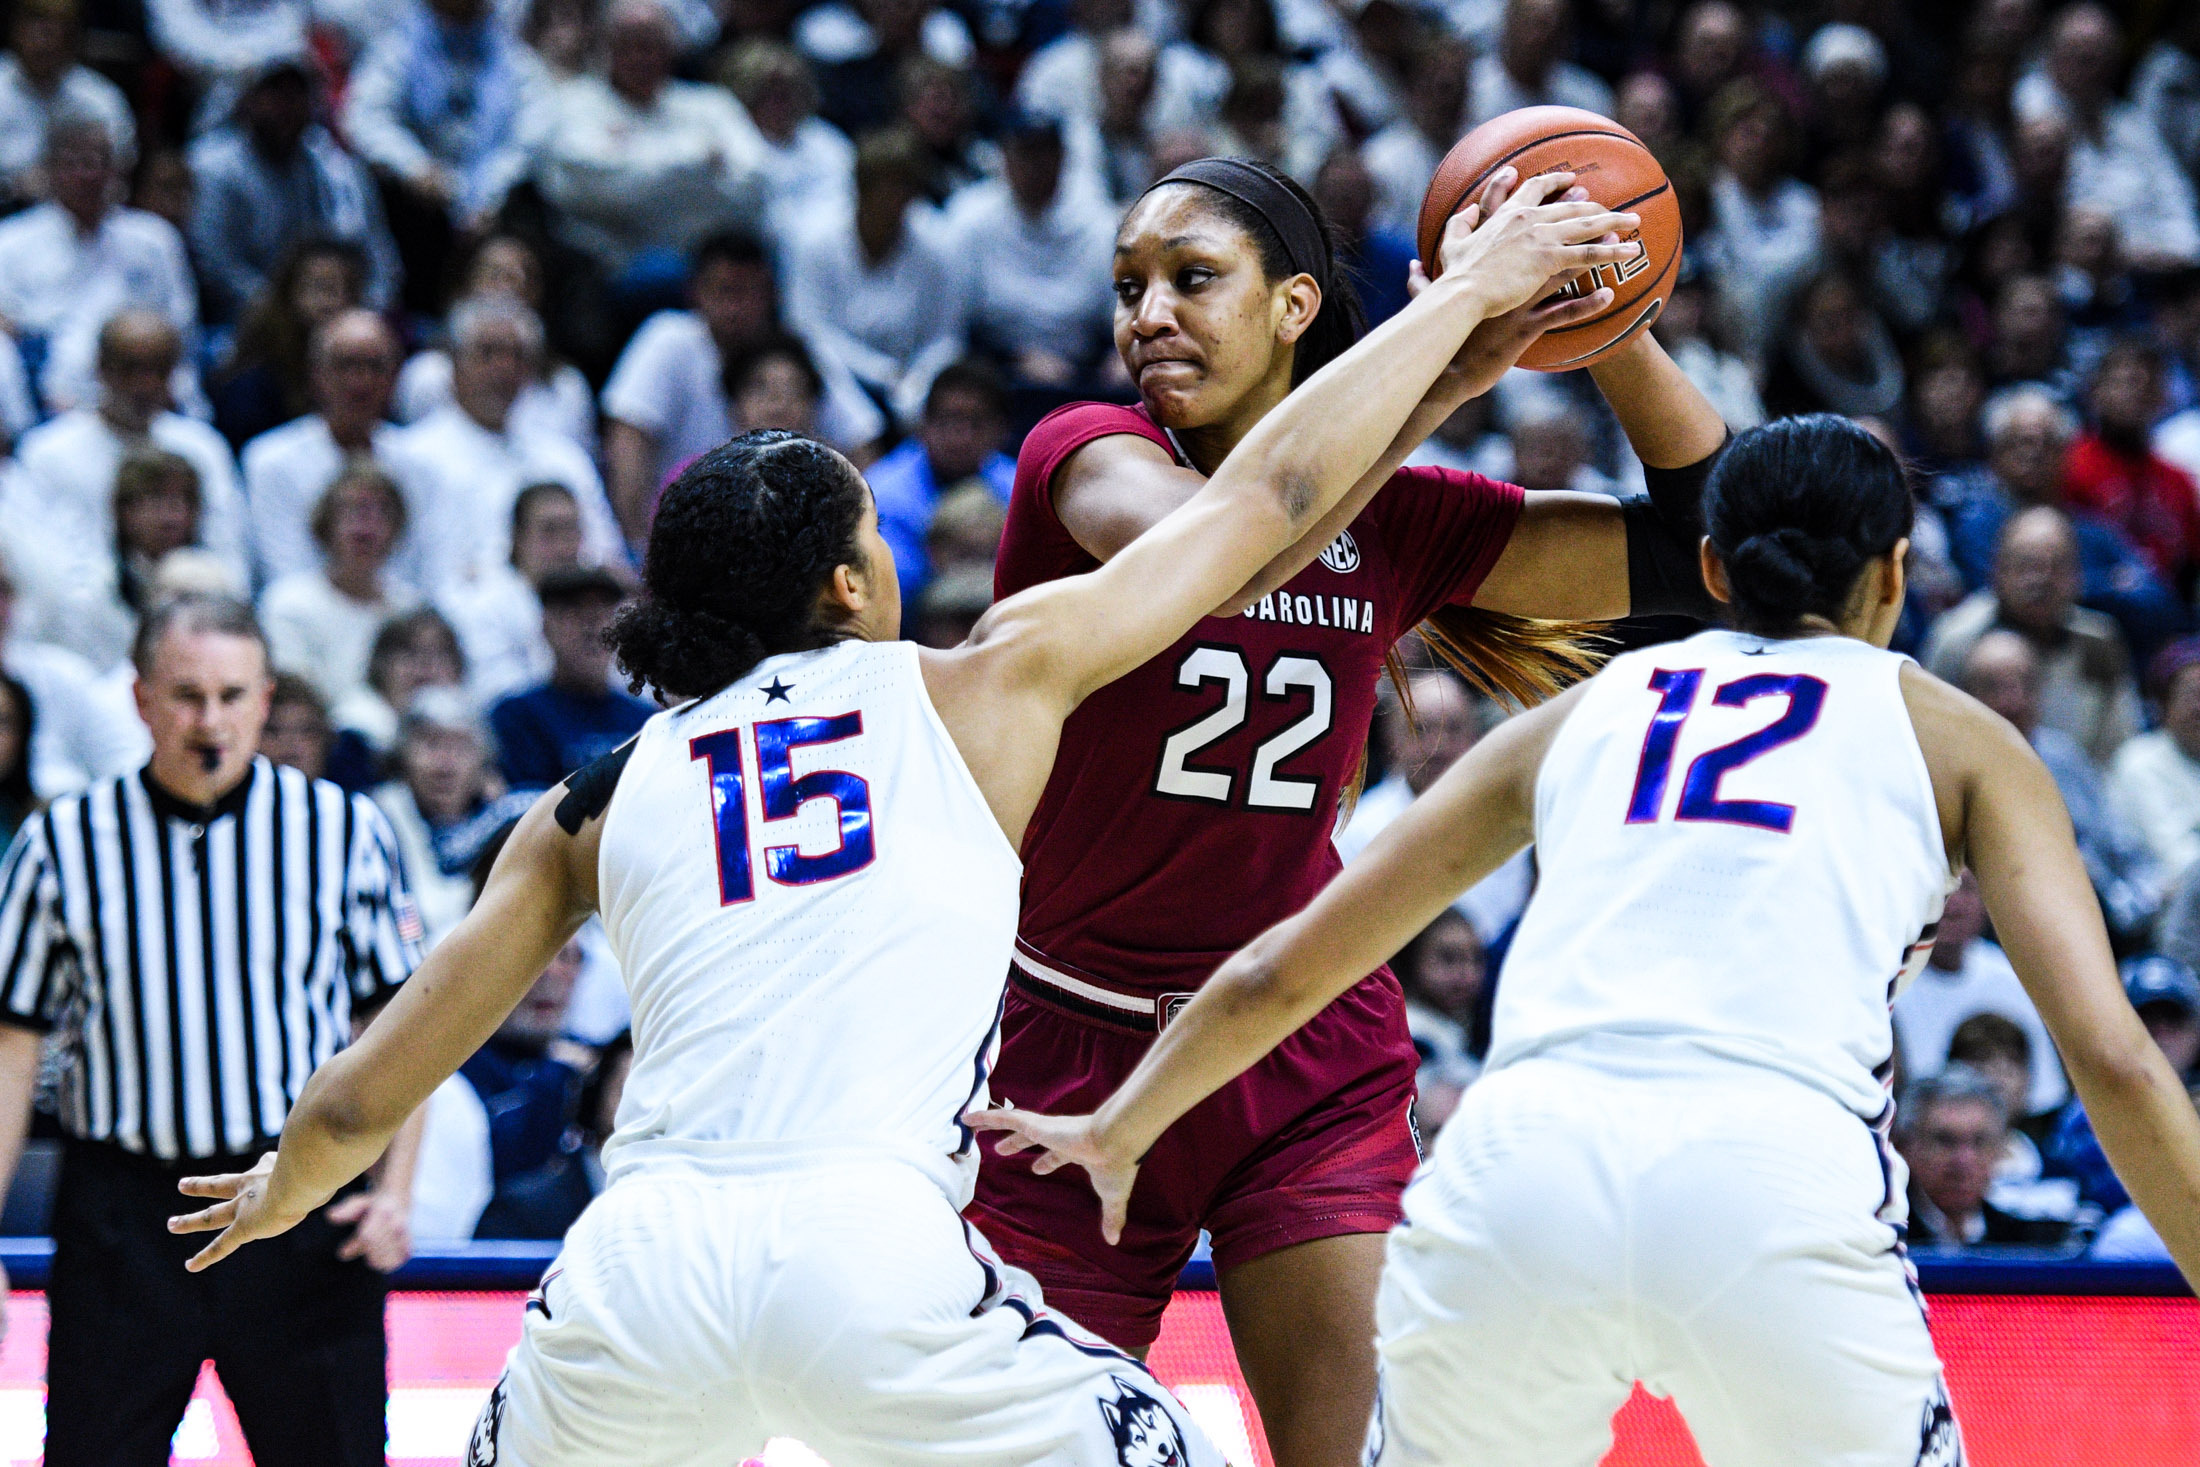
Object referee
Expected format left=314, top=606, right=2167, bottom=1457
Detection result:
left=0, top=593, right=427, bottom=1466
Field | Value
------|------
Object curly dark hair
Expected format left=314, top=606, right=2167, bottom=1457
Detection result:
left=608, top=431, right=871, bottom=702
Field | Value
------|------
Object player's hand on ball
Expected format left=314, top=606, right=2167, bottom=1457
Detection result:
left=170, top=1151, right=311, bottom=1271
left=1418, top=171, right=1622, bottom=398
left=965, top=1105, right=1141, bottom=1246
left=1436, top=168, right=1632, bottom=323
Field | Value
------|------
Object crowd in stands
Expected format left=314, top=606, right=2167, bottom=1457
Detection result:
left=0, top=0, right=2196, bottom=1258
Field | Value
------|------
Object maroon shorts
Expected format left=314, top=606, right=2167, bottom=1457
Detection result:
left=965, top=966, right=1421, bottom=1353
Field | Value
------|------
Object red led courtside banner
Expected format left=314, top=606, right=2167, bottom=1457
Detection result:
left=0, top=1290, right=2191, bottom=1464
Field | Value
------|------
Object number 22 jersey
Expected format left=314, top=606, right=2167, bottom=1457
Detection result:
left=995, top=401, right=1525, bottom=999
left=1492, top=628, right=1960, bottom=1120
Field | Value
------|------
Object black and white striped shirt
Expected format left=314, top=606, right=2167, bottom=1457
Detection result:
left=0, top=759, right=424, bottom=1162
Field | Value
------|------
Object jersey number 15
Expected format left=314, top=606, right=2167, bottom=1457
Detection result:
left=1624, top=669, right=1827, bottom=833
left=690, top=715, right=875, bottom=904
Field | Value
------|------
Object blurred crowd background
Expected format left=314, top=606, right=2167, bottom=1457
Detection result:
left=0, top=0, right=2197, bottom=1264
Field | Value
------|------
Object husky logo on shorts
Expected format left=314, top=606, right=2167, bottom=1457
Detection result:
left=1915, top=1381, right=1964, bottom=1467
left=1319, top=532, right=1360, bottom=574
left=466, top=1378, right=507, bottom=1466
left=1100, top=1377, right=1188, bottom=1467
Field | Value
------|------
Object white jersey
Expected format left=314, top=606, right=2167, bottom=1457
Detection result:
left=593, top=640, right=1021, bottom=1203
left=1491, top=628, right=1957, bottom=1120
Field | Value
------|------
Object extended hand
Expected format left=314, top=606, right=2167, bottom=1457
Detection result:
left=1434, top=169, right=1635, bottom=324
left=965, top=1105, right=1141, bottom=1245
left=1419, top=168, right=1620, bottom=398
left=169, top=1152, right=310, bottom=1272
left=327, top=1188, right=414, bottom=1272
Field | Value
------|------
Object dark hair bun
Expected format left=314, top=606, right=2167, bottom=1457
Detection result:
left=1703, top=414, right=1913, bottom=636
left=1723, top=527, right=1826, bottom=621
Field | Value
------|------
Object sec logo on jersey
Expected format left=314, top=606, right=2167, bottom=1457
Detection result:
left=1319, top=531, right=1360, bottom=573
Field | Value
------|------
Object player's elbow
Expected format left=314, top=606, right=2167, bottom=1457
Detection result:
left=2067, top=1020, right=2172, bottom=1104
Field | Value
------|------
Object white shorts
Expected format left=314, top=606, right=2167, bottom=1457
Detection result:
left=465, top=1157, right=1225, bottom=1467
left=1370, top=1051, right=1965, bottom=1467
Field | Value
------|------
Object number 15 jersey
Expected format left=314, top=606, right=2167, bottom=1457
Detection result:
left=1492, top=628, right=1960, bottom=1120
left=593, top=640, right=1021, bottom=1203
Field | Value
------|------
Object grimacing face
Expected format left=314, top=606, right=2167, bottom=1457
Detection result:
left=1110, top=186, right=1307, bottom=432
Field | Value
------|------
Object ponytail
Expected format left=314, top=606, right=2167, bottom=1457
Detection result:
left=1413, top=607, right=1608, bottom=710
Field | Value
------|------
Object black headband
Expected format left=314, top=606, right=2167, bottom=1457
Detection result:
left=1143, top=157, right=1330, bottom=282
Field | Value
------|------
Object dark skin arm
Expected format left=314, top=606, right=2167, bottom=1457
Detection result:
left=1055, top=169, right=1729, bottom=623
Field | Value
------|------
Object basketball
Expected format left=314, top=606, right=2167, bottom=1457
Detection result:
left=1416, top=105, right=1682, bottom=372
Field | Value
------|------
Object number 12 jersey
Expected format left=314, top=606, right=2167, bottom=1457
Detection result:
left=1493, top=628, right=1960, bottom=1120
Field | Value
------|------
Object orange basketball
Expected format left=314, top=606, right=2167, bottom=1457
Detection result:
left=1416, top=105, right=1682, bottom=372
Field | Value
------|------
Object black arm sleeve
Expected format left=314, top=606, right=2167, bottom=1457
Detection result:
left=1623, top=437, right=1729, bottom=619
left=554, top=737, right=640, bottom=834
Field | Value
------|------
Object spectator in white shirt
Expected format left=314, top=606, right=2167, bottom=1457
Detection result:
left=0, top=112, right=196, bottom=418
left=387, top=297, right=624, bottom=590
left=1149, top=0, right=1334, bottom=161
left=440, top=480, right=583, bottom=705
left=1701, top=77, right=1822, bottom=367
left=0, top=550, right=149, bottom=797
left=244, top=308, right=446, bottom=592
left=1337, top=669, right=1533, bottom=943
left=330, top=606, right=468, bottom=777
left=534, top=0, right=769, bottom=280
left=798, top=0, right=977, bottom=137
left=261, top=465, right=425, bottom=707
left=2014, top=3, right=2200, bottom=269
left=720, top=40, right=856, bottom=247
left=1015, top=0, right=1133, bottom=123
left=2131, top=18, right=2200, bottom=181
left=0, top=0, right=134, bottom=209
left=1308, top=0, right=1412, bottom=142
left=942, top=113, right=1117, bottom=388
left=1467, top=0, right=1615, bottom=127
left=2108, top=639, right=2200, bottom=885
left=26, top=447, right=223, bottom=672
left=8, top=311, right=246, bottom=579
left=783, top=129, right=965, bottom=426
left=342, top=0, right=550, bottom=235
left=1361, top=34, right=1467, bottom=238
left=600, top=229, right=882, bottom=541
left=1894, top=871, right=2068, bottom=1116
left=186, top=58, right=402, bottom=323
left=391, top=234, right=599, bottom=455
left=373, top=686, right=509, bottom=946
left=1648, top=269, right=1764, bottom=432
left=1090, top=29, right=1169, bottom=201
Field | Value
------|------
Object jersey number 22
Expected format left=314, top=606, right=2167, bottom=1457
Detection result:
left=690, top=715, right=874, bottom=904
left=1624, top=669, right=1827, bottom=833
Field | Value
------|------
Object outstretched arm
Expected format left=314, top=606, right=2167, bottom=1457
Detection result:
left=170, top=793, right=596, bottom=1269
left=968, top=682, right=1583, bottom=1240
left=1912, top=669, right=2200, bottom=1286
left=1056, top=168, right=1618, bottom=613
left=1470, top=331, right=1730, bottom=621
left=972, top=180, right=1637, bottom=709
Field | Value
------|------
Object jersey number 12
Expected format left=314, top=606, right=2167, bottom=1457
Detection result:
left=1624, top=669, right=1827, bottom=832
left=690, top=715, right=875, bottom=904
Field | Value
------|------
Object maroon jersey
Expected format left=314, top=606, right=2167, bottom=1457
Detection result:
left=996, top=401, right=1524, bottom=997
